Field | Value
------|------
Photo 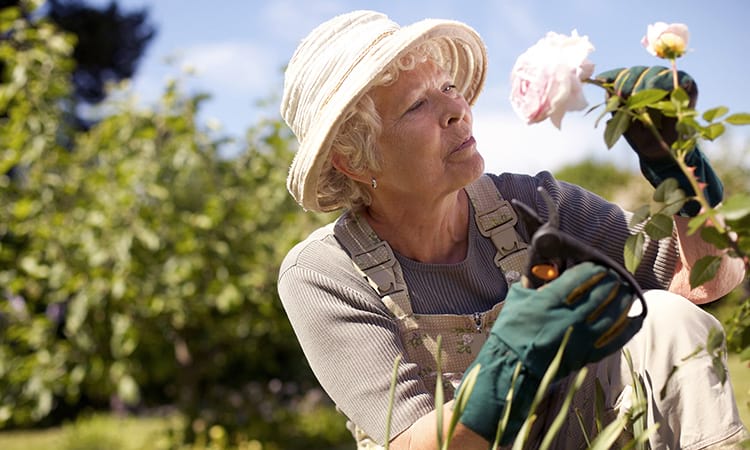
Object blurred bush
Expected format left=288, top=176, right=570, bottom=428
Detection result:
left=0, top=1, right=347, bottom=447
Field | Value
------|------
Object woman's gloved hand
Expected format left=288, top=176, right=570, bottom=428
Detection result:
left=595, top=66, right=723, bottom=216
left=459, top=262, right=643, bottom=444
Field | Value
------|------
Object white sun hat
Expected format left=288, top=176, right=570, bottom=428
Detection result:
left=280, top=10, right=487, bottom=212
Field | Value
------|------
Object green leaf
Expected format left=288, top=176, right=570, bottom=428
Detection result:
left=706, top=327, right=725, bottom=354
left=702, top=122, right=725, bottom=141
left=604, top=109, right=630, bottom=149
left=653, top=178, right=679, bottom=203
left=702, top=106, right=729, bottom=122
left=657, top=198, right=687, bottom=217
left=671, top=87, right=690, bottom=109
left=624, top=233, right=645, bottom=273
left=629, top=205, right=650, bottom=228
left=720, top=193, right=750, bottom=221
left=711, top=356, right=727, bottom=385
left=725, top=113, right=750, bottom=125
left=625, top=89, right=668, bottom=110
left=605, top=95, right=622, bottom=113
left=649, top=100, right=677, bottom=116
left=687, top=213, right=710, bottom=235
left=644, top=213, right=673, bottom=240
left=689, top=255, right=722, bottom=289
left=699, top=226, right=730, bottom=250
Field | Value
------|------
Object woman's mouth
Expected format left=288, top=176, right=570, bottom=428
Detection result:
left=453, top=136, right=476, bottom=153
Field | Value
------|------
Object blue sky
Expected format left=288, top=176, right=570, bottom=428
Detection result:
left=93, top=0, right=750, bottom=174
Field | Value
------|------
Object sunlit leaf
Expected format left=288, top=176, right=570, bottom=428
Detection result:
left=719, top=193, right=750, bottom=221
left=594, top=98, right=619, bottom=128
left=725, top=113, right=750, bottom=125
left=687, top=213, right=710, bottom=235
left=689, top=255, right=721, bottom=289
left=605, top=95, right=622, bottom=113
left=649, top=100, right=677, bottom=116
left=702, top=106, right=729, bottom=122
left=702, top=122, right=725, bottom=141
left=670, top=87, right=690, bottom=109
left=626, top=89, right=668, bottom=110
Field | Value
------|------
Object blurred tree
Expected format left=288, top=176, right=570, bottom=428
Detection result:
left=1, top=2, right=350, bottom=447
left=0, top=0, right=155, bottom=127
left=46, top=0, right=155, bottom=105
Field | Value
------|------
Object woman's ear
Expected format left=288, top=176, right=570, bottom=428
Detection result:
left=331, top=152, right=370, bottom=185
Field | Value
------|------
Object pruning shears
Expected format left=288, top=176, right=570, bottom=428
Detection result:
left=511, top=187, right=648, bottom=316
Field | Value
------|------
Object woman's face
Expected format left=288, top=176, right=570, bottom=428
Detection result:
left=369, top=59, right=484, bottom=204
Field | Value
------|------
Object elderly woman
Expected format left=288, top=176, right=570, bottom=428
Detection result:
left=277, top=10, right=746, bottom=450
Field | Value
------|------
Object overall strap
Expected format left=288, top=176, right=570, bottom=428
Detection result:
left=464, top=174, right=529, bottom=286
left=333, top=211, right=415, bottom=321
left=333, top=174, right=530, bottom=321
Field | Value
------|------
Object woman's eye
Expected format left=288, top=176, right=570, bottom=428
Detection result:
left=443, top=84, right=457, bottom=93
left=406, top=100, right=424, bottom=113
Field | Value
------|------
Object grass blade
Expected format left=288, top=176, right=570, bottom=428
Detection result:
left=435, top=335, right=444, bottom=449
left=384, top=353, right=402, bottom=449
left=512, top=327, right=574, bottom=449
left=587, top=415, right=630, bottom=449
left=445, top=363, right=480, bottom=448
left=539, top=367, right=588, bottom=450
left=491, top=362, right=522, bottom=450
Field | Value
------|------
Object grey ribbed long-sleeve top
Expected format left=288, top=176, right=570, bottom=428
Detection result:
left=277, top=171, right=678, bottom=445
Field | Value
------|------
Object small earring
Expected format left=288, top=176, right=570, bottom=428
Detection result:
left=371, top=177, right=377, bottom=189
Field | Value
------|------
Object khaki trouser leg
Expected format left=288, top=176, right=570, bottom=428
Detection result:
left=596, top=290, right=747, bottom=449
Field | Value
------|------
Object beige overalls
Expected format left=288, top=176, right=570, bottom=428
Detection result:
left=334, top=175, right=535, bottom=449
left=333, top=174, right=747, bottom=449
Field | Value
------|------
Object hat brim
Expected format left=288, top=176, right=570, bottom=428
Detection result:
left=287, top=18, right=487, bottom=212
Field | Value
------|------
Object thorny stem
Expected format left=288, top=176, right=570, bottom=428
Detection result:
left=587, top=76, right=749, bottom=270
left=637, top=110, right=720, bottom=228
left=636, top=111, right=750, bottom=271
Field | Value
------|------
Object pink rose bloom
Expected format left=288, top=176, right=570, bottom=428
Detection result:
left=510, top=30, right=595, bottom=129
left=642, top=22, right=689, bottom=59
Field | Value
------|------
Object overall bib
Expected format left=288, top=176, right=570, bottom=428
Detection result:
left=334, top=175, right=533, bottom=448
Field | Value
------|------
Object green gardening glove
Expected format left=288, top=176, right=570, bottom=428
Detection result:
left=459, top=262, right=643, bottom=444
left=596, top=66, right=723, bottom=216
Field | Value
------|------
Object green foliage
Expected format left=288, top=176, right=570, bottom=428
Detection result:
left=0, top=2, right=344, bottom=447
left=553, top=160, right=636, bottom=202
left=61, top=415, right=127, bottom=450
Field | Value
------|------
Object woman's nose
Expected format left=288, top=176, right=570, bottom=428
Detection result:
left=439, top=95, right=467, bottom=128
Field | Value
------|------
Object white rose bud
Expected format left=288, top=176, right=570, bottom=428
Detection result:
left=642, top=22, right=689, bottom=59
